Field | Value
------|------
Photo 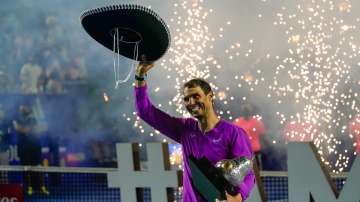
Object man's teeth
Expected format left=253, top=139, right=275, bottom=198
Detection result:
left=192, top=106, right=200, bottom=112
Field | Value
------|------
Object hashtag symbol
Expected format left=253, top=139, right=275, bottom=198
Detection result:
left=108, top=143, right=182, bottom=202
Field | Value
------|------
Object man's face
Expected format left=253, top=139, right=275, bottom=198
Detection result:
left=183, top=86, right=213, bottom=119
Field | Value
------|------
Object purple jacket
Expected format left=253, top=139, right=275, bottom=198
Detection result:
left=135, top=85, right=255, bottom=201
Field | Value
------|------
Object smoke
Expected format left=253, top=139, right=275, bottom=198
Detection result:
left=1, top=0, right=359, bottom=170
left=0, top=0, right=153, bottom=162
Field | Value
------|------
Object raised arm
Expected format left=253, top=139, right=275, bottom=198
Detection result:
left=134, top=58, right=186, bottom=143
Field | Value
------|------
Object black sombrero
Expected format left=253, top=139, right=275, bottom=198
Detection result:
left=80, top=4, right=171, bottom=62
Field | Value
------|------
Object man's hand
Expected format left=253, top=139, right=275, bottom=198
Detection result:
left=215, top=192, right=243, bottom=202
left=136, top=61, right=154, bottom=78
left=225, top=191, right=243, bottom=202
left=136, top=55, right=154, bottom=77
left=135, top=55, right=154, bottom=87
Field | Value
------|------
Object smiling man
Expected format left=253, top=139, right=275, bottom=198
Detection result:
left=134, top=61, right=255, bottom=202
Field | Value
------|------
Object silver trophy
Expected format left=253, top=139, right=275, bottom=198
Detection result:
left=188, top=155, right=253, bottom=201
left=215, top=156, right=253, bottom=187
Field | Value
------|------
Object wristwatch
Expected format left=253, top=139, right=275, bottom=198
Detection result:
left=135, top=74, right=145, bottom=81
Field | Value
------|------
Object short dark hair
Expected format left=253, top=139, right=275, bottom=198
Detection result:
left=183, top=78, right=212, bottom=95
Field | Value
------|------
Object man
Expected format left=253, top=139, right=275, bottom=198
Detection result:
left=134, top=61, right=255, bottom=202
left=13, top=104, right=49, bottom=196
left=233, top=103, right=265, bottom=169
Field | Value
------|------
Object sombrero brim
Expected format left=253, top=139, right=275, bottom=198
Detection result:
left=81, top=5, right=171, bottom=62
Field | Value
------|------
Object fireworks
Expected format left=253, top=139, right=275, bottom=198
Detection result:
left=122, top=0, right=359, bottom=172
left=270, top=0, right=360, bottom=172
left=169, top=144, right=183, bottom=169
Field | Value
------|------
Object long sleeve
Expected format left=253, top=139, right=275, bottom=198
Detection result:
left=135, top=85, right=186, bottom=143
left=230, top=127, right=256, bottom=201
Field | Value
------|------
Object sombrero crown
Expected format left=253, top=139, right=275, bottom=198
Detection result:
left=81, top=4, right=171, bottom=62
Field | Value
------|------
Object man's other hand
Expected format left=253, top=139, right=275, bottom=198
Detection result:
left=225, top=191, right=243, bottom=202
left=215, top=191, right=243, bottom=202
